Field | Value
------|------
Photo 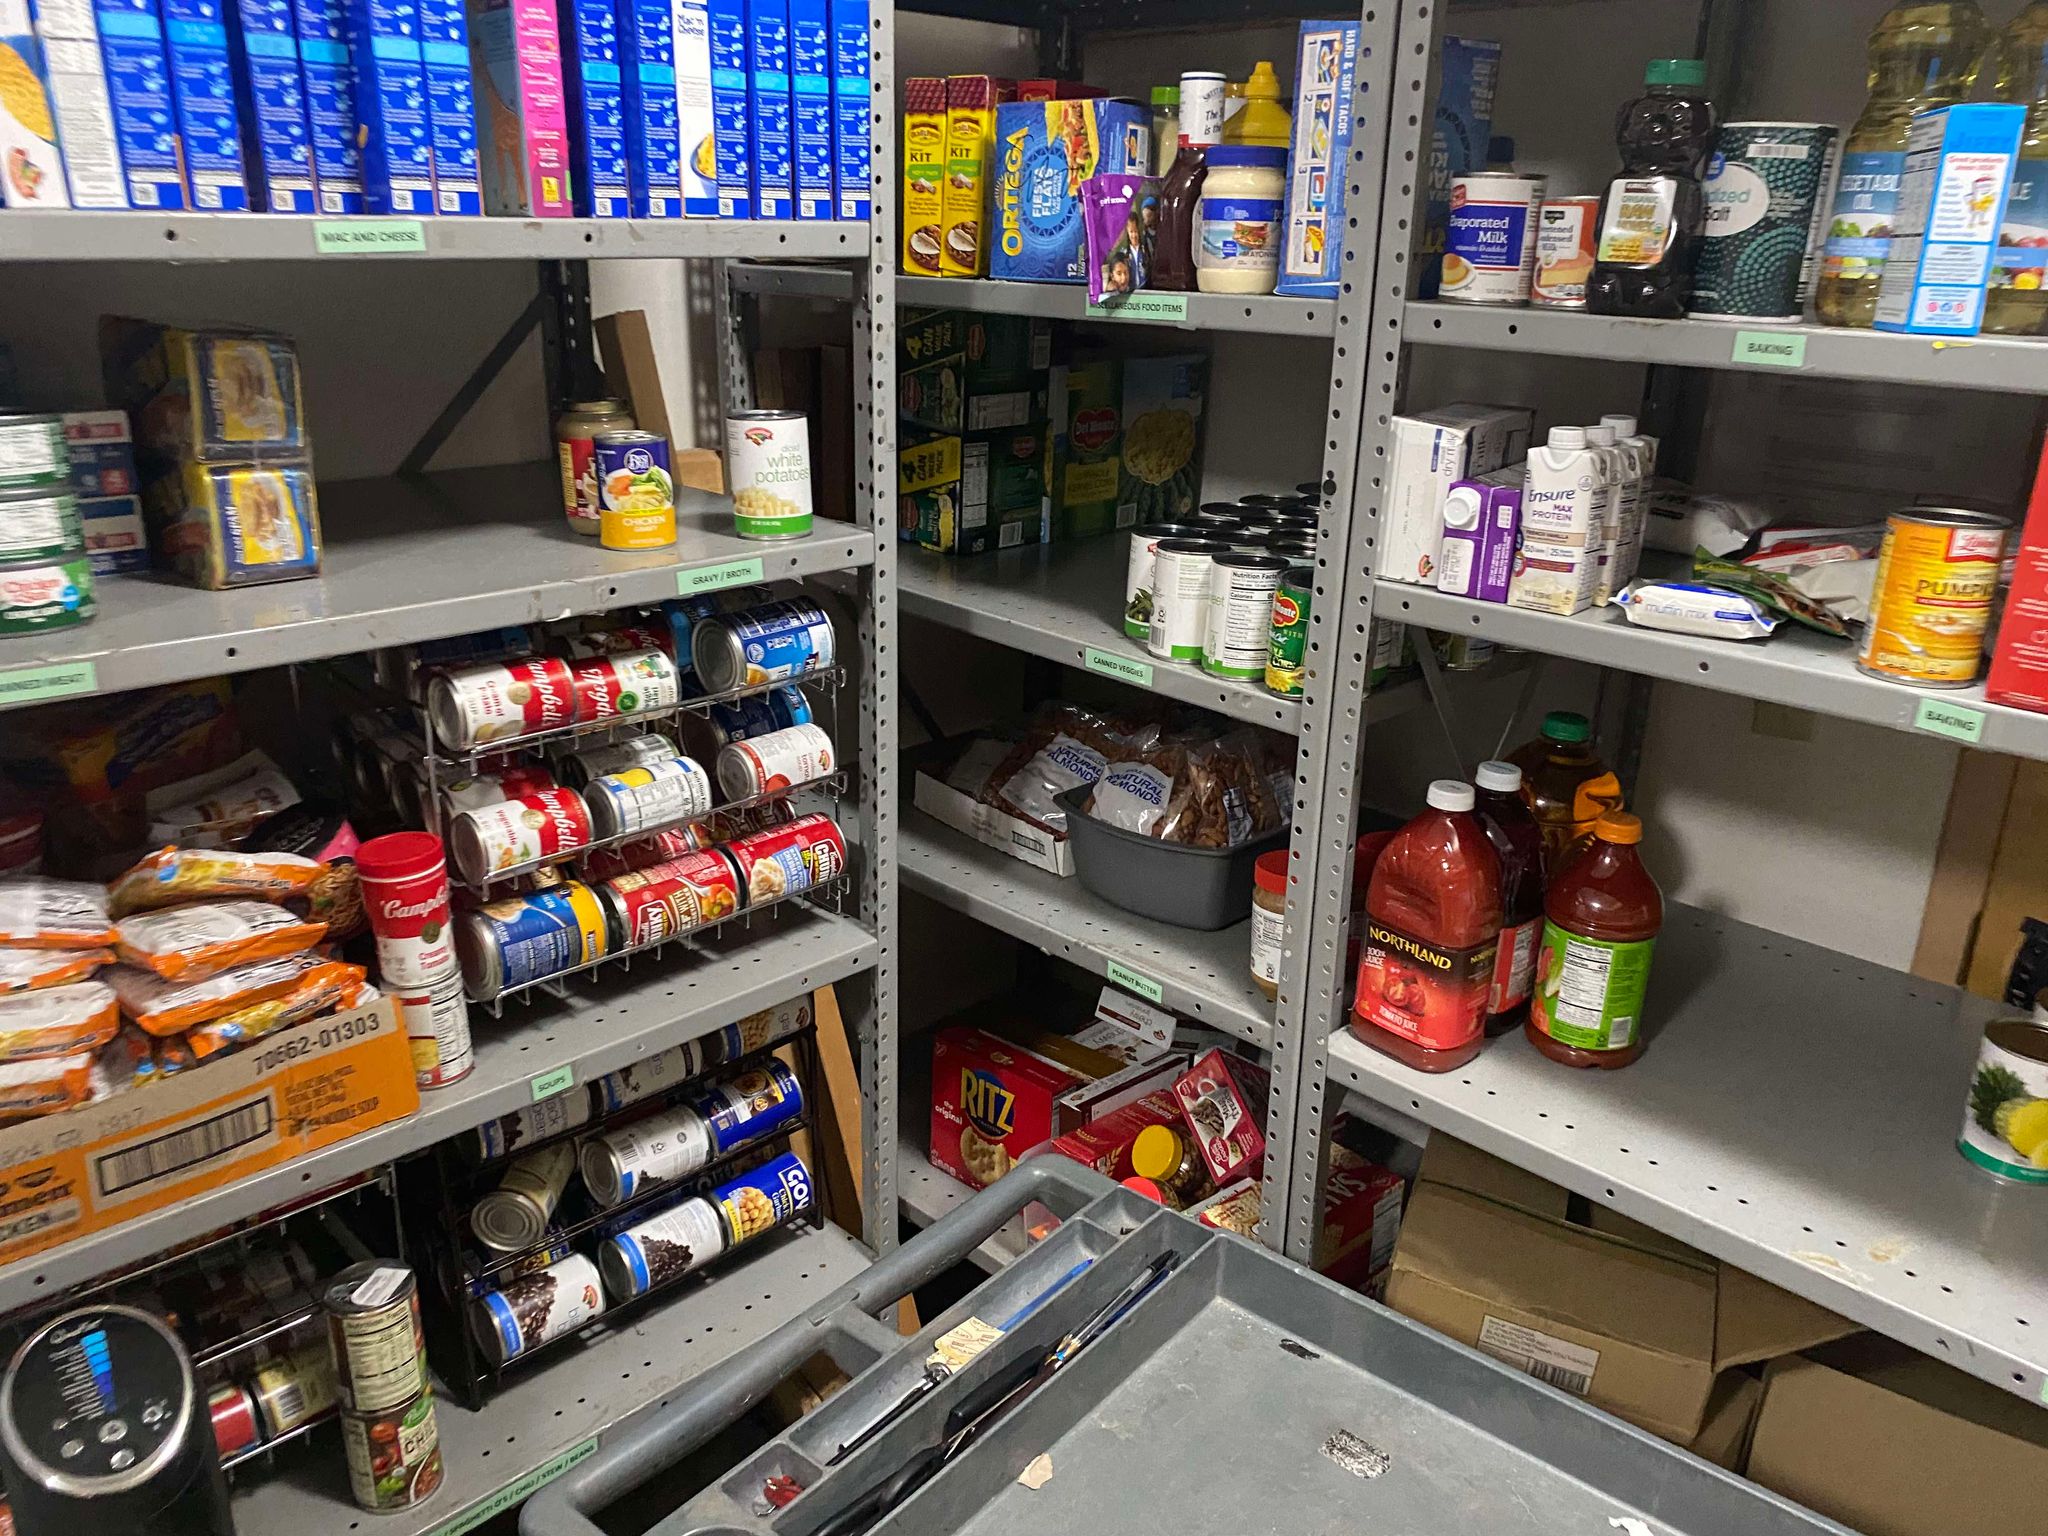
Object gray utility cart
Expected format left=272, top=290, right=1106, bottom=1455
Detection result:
left=522, top=1160, right=1852, bottom=1536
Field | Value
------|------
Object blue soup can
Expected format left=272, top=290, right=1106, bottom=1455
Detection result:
left=691, top=598, right=837, bottom=692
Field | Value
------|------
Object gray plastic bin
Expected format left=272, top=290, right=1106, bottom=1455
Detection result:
left=1054, top=785, right=1287, bottom=930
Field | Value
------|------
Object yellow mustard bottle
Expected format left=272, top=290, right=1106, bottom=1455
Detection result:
left=1223, top=60, right=1291, bottom=150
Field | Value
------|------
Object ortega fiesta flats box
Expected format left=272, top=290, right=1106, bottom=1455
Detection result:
left=990, top=95, right=1149, bottom=283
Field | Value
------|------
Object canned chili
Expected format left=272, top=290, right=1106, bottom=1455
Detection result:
left=720, top=812, right=847, bottom=906
left=599, top=850, right=745, bottom=946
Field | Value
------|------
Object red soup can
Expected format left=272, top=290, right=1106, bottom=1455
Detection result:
left=448, top=785, right=595, bottom=884
left=209, top=1382, right=261, bottom=1460
left=428, top=656, right=577, bottom=749
left=580, top=824, right=707, bottom=882
left=721, top=813, right=847, bottom=906
left=558, top=624, right=672, bottom=659
left=356, top=832, right=457, bottom=989
left=568, top=648, right=681, bottom=726
left=600, top=850, right=744, bottom=947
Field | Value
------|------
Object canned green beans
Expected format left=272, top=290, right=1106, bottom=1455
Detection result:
left=0, top=489, right=81, bottom=564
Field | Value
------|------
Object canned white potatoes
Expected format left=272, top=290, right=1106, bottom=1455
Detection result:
left=725, top=410, right=813, bottom=541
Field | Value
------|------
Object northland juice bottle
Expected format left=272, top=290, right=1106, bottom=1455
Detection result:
left=1816, top=3, right=1992, bottom=329
left=1586, top=59, right=1718, bottom=318
left=1508, top=711, right=1624, bottom=869
left=1987, top=2, right=2048, bottom=336
left=1474, top=761, right=1544, bottom=1037
left=1528, top=811, right=1662, bottom=1070
left=1352, top=781, right=1502, bottom=1073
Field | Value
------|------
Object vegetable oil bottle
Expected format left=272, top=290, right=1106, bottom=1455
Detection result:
left=1815, top=2, right=1993, bottom=328
left=1986, top=2, right=2048, bottom=335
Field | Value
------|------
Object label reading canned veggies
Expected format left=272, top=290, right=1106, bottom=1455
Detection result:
left=1732, top=331, right=1807, bottom=369
left=0, top=660, right=96, bottom=706
left=679, top=558, right=766, bottom=594
left=1104, top=960, right=1163, bottom=1004
left=530, top=1065, right=575, bottom=1101
left=1915, top=698, right=1986, bottom=744
left=1084, top=649, right=1153, bottom=686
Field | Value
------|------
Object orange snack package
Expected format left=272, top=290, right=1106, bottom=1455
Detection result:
left=0, top=982, right=122, bottom=1061
left=115, top=901, right=326, bottom=982
left=0, top=1052, right=95, bottom=1119
left=153, top=1035, right=197, bottom=1076
left=0, top=880, right=118, bottom=950
left=108, top=950, right=332, bottom=1037
left=110, top=847, right=323, bottom=918
left=0, top=946, right=113, bottom=995
left=188, top=962, right=369, bottom=1059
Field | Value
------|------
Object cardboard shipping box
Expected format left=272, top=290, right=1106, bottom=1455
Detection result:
left=1384, top=1137, right=1855, bottom=1444
left=1746, top=1339, right=2048, bottom=1536
left=0, top=997, right=417, bottom=1267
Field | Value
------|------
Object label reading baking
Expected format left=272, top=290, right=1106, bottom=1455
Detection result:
left=0, top=660, right=97, bottom=706
left=530, top=1065, right=577, bottom=1101
left=1084, top=648, right=1154, bottom=687
left=1915, top=698, right=1986, bottom=744
left=1085, top=292, right=1189, bottom=324
left=424, top=1437, right=600, bottom=1536
left=1104, top=960, right=1163, bottom=1004
left=314, top=220, right=428, bottom=254
left=1732, top=330, right=1808, bottom=369
left=1476, top=1316, right=1599, bottom=1395
left=679, top=558, right=766, bottom=594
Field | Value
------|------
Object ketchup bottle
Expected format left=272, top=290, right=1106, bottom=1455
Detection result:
left=1474, top=760, right=1544, bottom=1036
left=1352, top=781, right=1502, bottom=1074
left=1527, top=811, right=1662, bottom=1069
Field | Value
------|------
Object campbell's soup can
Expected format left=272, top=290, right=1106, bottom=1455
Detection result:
left=555, top=731, right=677, bottom=789
left=595, top=430, right=676, bottom=551
left=1857, top=509, right=2009, bottom=688
left=1442, top=173, right=1547, bottom=304
left=556, top=398, right=635, bottom=535
left=567, top=648, right=681, bottom=725
left=716, top=723, right=835, bottom=800
left=429, top=656, right=578, bottom=749
left=580, top=824, right=707, bottom=882
left=448, top=785, right=595, bottom=884
left=1532, top=195, right=1602, bottom=308
left=599, top=849, right=745, bottom=946
left=721, top=812, right=846, bottom=906
left=556, top=622, right=672, bottom=660
left=395, top=967, right=474, bottom=1087
left=355, top=833, right=458, bottom=989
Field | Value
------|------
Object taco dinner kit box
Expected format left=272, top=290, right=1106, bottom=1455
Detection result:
left=990, top=95, right=1147, bottom=282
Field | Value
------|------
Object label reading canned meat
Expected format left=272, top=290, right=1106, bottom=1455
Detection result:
left=713, top=1151, right=813, bottom=1247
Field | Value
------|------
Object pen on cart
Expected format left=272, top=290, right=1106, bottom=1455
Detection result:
left=1054, top=1252, right=1176, bottom=1366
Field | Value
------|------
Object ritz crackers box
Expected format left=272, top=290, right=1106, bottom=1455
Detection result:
left=468, top=0, right=570, bottom=215
left=418, top=0, right=480, bottom=212
left=224, top=0, right=317, bottom=213
left=929, top=1025, right=1080, bottom=1190
left=91, top=0, right=187, bottom=208
left=291, top=0, right=365, bottom=211
left=705, top=0, right=746, bottom=215
left=560, top=0, right=627, bottom=216
left=990, top=95, right=1148, bottom=283
left=158, top=0, right=249, bottom=208
left=826, top=0, right=863, bottom=219
left=617, top=0, right=678, bottom=217
left=345, top=0, right=434, bottom=214
left=0, top=997, right=417, bottom=1268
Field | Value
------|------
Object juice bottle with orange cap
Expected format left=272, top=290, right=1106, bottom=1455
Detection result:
left=1527, top=811, right=1662, bottom=1070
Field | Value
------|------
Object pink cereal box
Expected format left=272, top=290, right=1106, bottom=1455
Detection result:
left=466, top=0, right=570, bottom=216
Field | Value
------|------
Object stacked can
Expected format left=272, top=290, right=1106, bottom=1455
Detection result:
left=322, top=1261, right=444, bottom=1513
left=0, top=414, right=95, bottom=636
left=355, top=832, right=474, bottom=1087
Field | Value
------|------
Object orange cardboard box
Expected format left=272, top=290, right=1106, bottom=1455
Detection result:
left=0, top=996, right=417, bottom=1267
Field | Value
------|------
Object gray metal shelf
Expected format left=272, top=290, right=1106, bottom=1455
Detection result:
left=0, top=463, right=874, bottom=712
left=1375, top=573, right=2048, bottom=761
left=231, top=1221, right=872, bottom=1536
left=0, top=212, right=868, bottom=263
left=1405, top=299, right=2048, bottom=395
left=729, top=262, right=1338, bottom=335
left=1328, top=901, right=2048, bottom=1405
left=902, top=812, right=1273, bottom=1050
left=0, top=910, right=878, bottom=1312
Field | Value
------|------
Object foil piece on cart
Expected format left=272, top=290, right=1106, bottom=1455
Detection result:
left=1320, top=1429, right=1389, bottom=1480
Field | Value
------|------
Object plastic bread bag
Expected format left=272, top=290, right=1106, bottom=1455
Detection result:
left=0, top=879, right=118, bottom=949
left=0, top=946, right=113, bottom=994
left=115, top=900, right=327, bottom=982
left=110, top=949, right=335, bottom=1036
left=111, top=846, right=324, bottom=917
left=1613, top=580, right=1780, bottom=641
left=0, top=1051, right=95, bottom=1120
left=89, top=1022, right=159, bottom=1102
left=0, top=981, right=122, bottom=1061
left=188, top=962, right=371, bottom=1059
left=1083, top=174, right=1159, bottom=305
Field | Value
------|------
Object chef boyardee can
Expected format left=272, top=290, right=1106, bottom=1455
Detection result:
left=0, top=488, right=82, bottom=564
left=322, top=1262, right=428, bottom=1414
left=725, top=409, right=814, bottom=540
left=455, top=881, right=609, bottom=1001
left=469, top=1252, right=605, bottom=1365
left=584, top=754, right=716, bottom=839
left=599, top=1196, right=726, bottom=1301
left=342, top=1388, right=444, bottom=1512
left=0, top=415, right=66, bottom=491
left=0, top=554, right=95, bottom=635
left=1690, top=123, right=1839, bottom=322
left=578, top=1100, right=715, bottom=1207
left=691, top=599, right=836, bottom=693
left=1265, top=566, right=1313, bottom=698
left=1958, top=1017, right=2048, bottom=1184
left=712, top=1150, right=814, bottom=1248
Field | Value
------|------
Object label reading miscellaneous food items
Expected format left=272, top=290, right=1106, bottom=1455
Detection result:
left=1085, top=292, right=1188, bottom=323
left=1530, top=924, right=1653, bottom=1052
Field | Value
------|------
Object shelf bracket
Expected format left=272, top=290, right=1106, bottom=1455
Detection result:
left=396, top=285, right=550, bottom=480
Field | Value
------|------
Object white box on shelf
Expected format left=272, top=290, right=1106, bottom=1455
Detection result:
left=913, top=759, right=1075, bottom=877
left=1381, top=404, right=1532, bottom=586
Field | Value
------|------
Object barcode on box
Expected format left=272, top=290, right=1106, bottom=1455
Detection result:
left=1476, top=1315, right=1599, bottom=1398
left=94, top=1100, right=278, bottom=1200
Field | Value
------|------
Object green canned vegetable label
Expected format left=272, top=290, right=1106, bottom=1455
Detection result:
left=1531, top=924, right=1654, bottom=1052
left=734, top=510, right=813, bottom=540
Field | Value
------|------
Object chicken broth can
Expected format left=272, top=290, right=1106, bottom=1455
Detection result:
left=692, top=600, right=836, bottom=693
left=596, top=430, right=677, bottom=551
left=1857, top=508, right=2009, bottom=688
left=725, top=409, right=814, bottom=540
left=1959, top=1017, right=2048, bottom=1184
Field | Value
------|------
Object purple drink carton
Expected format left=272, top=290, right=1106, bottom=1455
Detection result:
left=467, top=0, right=570, bottom=215
left=418, top=0, right=478, bottom=211
left=559, top=0, right=624, bottom=216
left=345, top=0, right=432, bottom=212
left=1438, top=472, right=1520, bottom=604
left=291, top=0, right=364, bottom=211
left=743, top=0, right=785, bottom=218
left=160, top=0, right=248, bottom=208
left=618, top=0, right=678, bottom=217
left=225, top=0, right=315, bottom=211
left=92, top=0, right=186, bottom=207
left=704, top=0, right=743, bottom=215
left=825, top=0, right=862, bottom=220
left=787, top=0, right=824, bottom=219
left=670, top=0, right=710, bottom=215
left=29, top=0, right=128, bottom=207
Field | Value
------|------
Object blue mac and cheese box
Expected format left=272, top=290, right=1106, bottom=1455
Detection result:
left=706, top=0, right=746, bottom=215
left=744, top=0, right=788, bottom=218
left=826, top=0, right=863, bottom=220
left=418, top=0, right=479, bottom=211
left=618, top=0, right=678, bottom=217
left=291, top=0, right=364, bottom=211
left=160, top=0, right=249, bottom=208
left=345, top=0, right=432, bottom=213
left=788, top=0, right=827, bottom=219
left=92, top=0, right=188, bottom=207
left=990, top=96, right=1148, bottom=283
left=225, top=0, right=316, bottom=212
left=1276, top=18, right=1360, bottom=299
left=560, top=0, right=627, bottom=216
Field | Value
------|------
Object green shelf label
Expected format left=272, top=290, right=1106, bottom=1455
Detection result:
left=1104, top=961, right=1163, bottom=1004
left=679, top=557, right=765, bottom=594
left=530, top=1065, right=576, bottom=1101
left=1732, top=330, right=1807, bottom=369
left=314, top=219, right=426, bottom=254
left=1914, top=697, right=1986, bottom=744
left=0, top=660, right=96, bottom=707
left=1084, top=648, right=1153, bottom=687
left=1085, top=292, right=1188, bottom=324
left=425, top=1438, right=599, bottom=1536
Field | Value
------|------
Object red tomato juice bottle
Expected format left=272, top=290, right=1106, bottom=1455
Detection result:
left=1527, top=811, right=1662, bottom=1069
left=1474, top=760, right=1545, bottom=1036
left=1351, top=780, right=1502, bottom=1073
